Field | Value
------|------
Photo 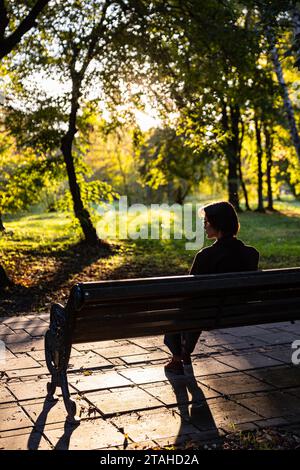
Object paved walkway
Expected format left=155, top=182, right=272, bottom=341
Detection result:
left=1, top=314, right=300, bottom=450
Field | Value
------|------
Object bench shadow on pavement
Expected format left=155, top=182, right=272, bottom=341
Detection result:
left=27, top=397, right=79, bottom=450
left=165, top=367, right=221, bottom=448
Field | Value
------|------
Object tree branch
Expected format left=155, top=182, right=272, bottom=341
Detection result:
left=0, top=0, right=9, bottom=42
left=80, top=0, right=112, bottom=76
left=0, top=0, right=50, bottom=60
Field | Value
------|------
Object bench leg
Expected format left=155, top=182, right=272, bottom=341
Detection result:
left=46, top=371, right=59, bottom=403
left=45, top=303, right=80, bottom=424
left=59, top=370, right=80, bottom=424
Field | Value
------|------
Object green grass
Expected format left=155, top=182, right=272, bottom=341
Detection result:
left=1, top=212, right=78, bottom=252
left=238, top=205, right=300, bottom=268
left=1, top=199, right=300, bottom=281
left=0, top=199, right=299, bottom=314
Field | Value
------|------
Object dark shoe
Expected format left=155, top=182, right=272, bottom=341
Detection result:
left=164, top=358, right=184, bottom=375
left=181, top=351, right=192, bottom=366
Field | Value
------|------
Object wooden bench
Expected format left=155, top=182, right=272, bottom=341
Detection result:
left=44, top=267, right=300, bottom=423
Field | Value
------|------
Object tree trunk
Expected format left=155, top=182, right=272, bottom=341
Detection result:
left=237, top=119, right=251, bottom=211
left=254, top=115, right=265, bottom=212
left=264, top=124, right=274, bottom=211
left=61, top=75, right=99, bottom=246
left=268, top=30, right=300, bottom=163
left=175, top=182, right=189, bottom=205
left=238, top=158, right=250, bottom=210
left=227, top=155, right=240, bottom=210
left=221, top=102, right=240, bottom=211
left=292, top=4, right=300, bottom=69
left=115, top=146, right=131, bottom=205
left=0, top=214, right=5, bottom=232
left=0, top=263, right=12, bottom=288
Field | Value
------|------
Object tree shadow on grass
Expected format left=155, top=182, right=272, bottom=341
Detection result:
left=0, top=241, right=114, bottom=315
left=0, top=238, right=184, bottom=316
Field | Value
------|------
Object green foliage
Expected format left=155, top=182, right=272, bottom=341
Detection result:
left=0, top=151, right=65, bottom=214
left=137, top=127, right=207, bottom=202
left=5, top=97, right=67, bottom=154
left=1, top=0, right=300, bottom=218
left=55, top=178, right=118, bottom=215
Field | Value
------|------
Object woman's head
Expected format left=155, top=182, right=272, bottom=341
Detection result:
left=201, top=201, right=240, bottom=239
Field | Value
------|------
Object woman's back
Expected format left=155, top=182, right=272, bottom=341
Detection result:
left=190, top=236, right=259, bottom=275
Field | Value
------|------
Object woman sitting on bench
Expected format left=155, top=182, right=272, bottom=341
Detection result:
left=164, top=200, right=260, bottom=375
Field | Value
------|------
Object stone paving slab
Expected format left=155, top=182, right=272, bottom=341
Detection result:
left=0, top=325, right=14, bottom=335
left=247, top=332, right=299, bottom=345
left=28, top=347, right=82, bottom=362
left=121, top=350, right=170, bottom=365
left=130, top=335, right=165, bottom=348
left=200, top=332, right=244, bottom=346
left=153, top=431, right=223, bottom=449
left=195, top=397, right=261, bottom=430
left=267, top=321, right=300, bottom=333
left=143, top=379, right=220, bottom=407
left=2, top=355, right=40, bottom=371
left=74, top=340, right=129, bottom=352
left=253, top=417, right=290, bottom=429
left=23, top=397, right=100, bottom=429
left=6, top=366, right=50, bottom=379
left=4, top=331, right=32, bottom=344
left=68, top=352, right=112, bottom=371
left=6, top=338, right=44, bottom=354
left=23, top=326, right=49, bottom=337
left=69, top=371, right=132, bottom=392
left=118, top=365, right=177, bottom=384
left=0, top=384, right=16, bottom=403
left=43, top=419, right=125, bottom=450
left=189, top=358, right=236, bottom=376
left=7, top=379, right=76, bottom=401
left=3, top=315, right=44, bottom=324
left=0, top=429, right=52, bottom=450
left=215, top=352, right=282, bottom=370
left=259, top=345, right=294, bottom=364
left=84, top=387, right=162, bottom=416
left=191, top=343, right=220, bottom=355
left=235, top=391, right=300, bottom=419
left=4, top=319, right=48, bottom=330
left=93, top=344, right=147, bottom=358
left=198, top=371, right=275, bottom=396
left=0, top=404, right=33, bottom=432
left=223, top=326, right=268, bottom=337
left=0, top=348, right=15, bottom=361
left=221, top=339, right=267, bottom=351
left=110, top=408, right=201, bottom=443
left=247, top=366, right=300, bottom=389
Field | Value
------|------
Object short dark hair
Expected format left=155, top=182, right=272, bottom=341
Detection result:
left=203, top=201, right=240, bottom=236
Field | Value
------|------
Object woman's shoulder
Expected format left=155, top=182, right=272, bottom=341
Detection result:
left=194, top=243, right=217, bottom=261
left=236, top=239, right=260, bottom=268
left=237, top=238, right=260, bottom=255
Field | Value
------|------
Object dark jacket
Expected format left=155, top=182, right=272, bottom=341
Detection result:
left=190, top=236, right=259, bottom=275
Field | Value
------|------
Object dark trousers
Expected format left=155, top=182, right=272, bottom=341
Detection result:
left=164, top=331, right=202, bottom=356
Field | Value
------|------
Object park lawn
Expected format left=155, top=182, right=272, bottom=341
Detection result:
left=0, top=200, right=299, bottom=315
